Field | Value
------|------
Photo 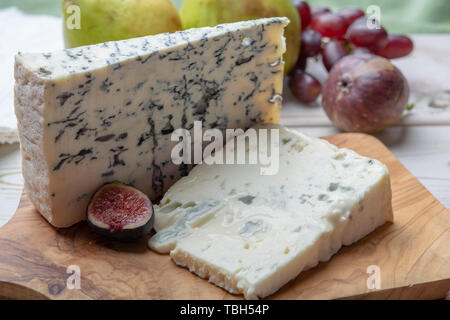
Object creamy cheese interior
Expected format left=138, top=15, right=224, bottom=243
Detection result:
left=149, top=124, right=393, bottom=299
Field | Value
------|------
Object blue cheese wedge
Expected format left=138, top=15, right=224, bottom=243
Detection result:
left=149, top=124, right=393, bottom=299
left=14, top=18, right=288, bottom=227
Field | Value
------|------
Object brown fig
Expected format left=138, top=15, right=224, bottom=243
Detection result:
left=322, top=53, right=409, bottom=133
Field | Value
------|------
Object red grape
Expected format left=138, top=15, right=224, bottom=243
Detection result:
left=311, top=13, right=348, bottom=39
left=300, top=30, right=322, bottom=57
left=346, top=17, right=388, bottom=49
left=374, top=34, right=414, bottom=59
left=338, top=7, right=365, bottom=26
left=289, top=70, right=322, bottom=104
left=310, top=6, right=331, bottom=20
left=322, top=40, right=347, bottom=71
left=294, top=0, right=311, bottom=29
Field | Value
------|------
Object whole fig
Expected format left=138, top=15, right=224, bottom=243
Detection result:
left=322, top=54, right=409, bottom=133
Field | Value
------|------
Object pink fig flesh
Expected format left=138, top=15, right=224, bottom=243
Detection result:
left=322, top=53, right=409, bottom=133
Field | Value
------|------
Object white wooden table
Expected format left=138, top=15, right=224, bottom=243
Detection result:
left=0, top=35, right=449, bottom=229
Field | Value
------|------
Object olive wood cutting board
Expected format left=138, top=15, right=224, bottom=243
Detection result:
left=0, top=133, right=448, bottom=300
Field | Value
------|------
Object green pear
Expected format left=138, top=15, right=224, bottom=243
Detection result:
left=63, top=0, right=182, bottom=48
left=180, top=0, right=301, bottom=73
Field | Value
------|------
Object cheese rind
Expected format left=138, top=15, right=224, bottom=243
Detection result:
left=14, top=18, right=288, bottom=227
left=149, top=124, right=393, bottom=299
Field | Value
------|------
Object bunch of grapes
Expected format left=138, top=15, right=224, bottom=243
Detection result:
left=289, top=1, right=414, bottom=104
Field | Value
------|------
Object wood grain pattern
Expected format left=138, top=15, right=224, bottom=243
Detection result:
left=0, top=133, right=448, bottom=300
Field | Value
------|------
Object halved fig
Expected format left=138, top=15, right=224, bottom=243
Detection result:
left=87, top=182, right=154, bottom=241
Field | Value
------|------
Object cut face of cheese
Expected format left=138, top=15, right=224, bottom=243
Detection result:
left=149, top=124, right=393, bottom=299
left=14, top=18, right=288, bottom=227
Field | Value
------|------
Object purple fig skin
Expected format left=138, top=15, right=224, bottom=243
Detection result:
left=322, top=53, right=409, bottom=133
left=322, top=40, right=347, bottom=72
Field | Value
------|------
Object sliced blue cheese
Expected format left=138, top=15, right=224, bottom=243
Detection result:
left=149, top=124, right=393, bottom=299
left=14, top=18, right=288, bottom=227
